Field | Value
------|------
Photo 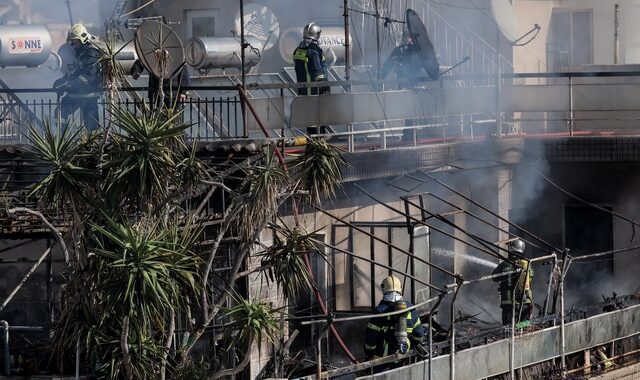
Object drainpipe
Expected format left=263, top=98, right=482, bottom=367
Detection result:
left=1, top=320, right=8, bottom=376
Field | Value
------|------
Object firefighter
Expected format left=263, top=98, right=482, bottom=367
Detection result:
left=492, top=239, right=534, bottom=325
left=381, top=30, right=427, bottom=141
left=53, top=24, right=102, bottom=132
left=364, top=275, right=425, bottom=364
left=381, top=31, right=425, bottom=89
left=293, top=22, right=331, bottom=135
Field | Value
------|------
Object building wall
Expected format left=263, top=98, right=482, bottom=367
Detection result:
left=514, top=0, right=640, bottom=74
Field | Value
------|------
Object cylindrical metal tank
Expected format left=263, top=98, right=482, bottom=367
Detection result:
left=0, top=25, right=52, bottom=67
left=279, top=27, right=351, bottom=65
left=186, top=36, right=262, bottom=71
left=113, top=41, right=138, bottom=74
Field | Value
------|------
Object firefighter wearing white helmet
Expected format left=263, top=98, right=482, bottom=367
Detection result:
left=53, top=23, right=103, bottom=131
left=492, top=239, right=534, bottom=325
left=364, top=275, right=425, bottom=366
left=293, top=22, right=331, bottom=135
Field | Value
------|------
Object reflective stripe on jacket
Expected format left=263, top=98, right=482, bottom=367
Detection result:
left=293, top=39, right=328, bottom=96
left=364, top=300, right=425, bottom=359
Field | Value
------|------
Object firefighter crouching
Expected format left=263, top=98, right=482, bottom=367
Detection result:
left=492, top=239, right=534, bottom=325
left=53, top=24, right=102, bottom=132
left=365, top=275, right=426, bottom=365
left=293, top=22, right=331, bottom=135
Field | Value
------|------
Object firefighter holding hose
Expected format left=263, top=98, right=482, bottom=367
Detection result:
left=493, top=239, right=534, bottom=325
left=364, top=275, right=426, bottom=367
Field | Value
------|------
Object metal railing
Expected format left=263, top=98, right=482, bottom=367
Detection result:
left=2, top=71, right=640, bottom=150
left=0, top=93, right=244, bottom=143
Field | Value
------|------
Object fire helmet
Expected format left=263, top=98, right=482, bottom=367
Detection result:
left=381, top=275, right=402, bottom=294
left=67, top=24, right=91, bottom=44
left=508, top=239, right=525, bottom=254
left=303, top=22, right=322, bottom=41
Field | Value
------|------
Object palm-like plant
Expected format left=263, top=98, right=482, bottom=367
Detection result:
left=105, top=107, right=189, bottom=209
left=224, top=295, right=281, bottom=347
left=26, top=121, right=98, bottom=210
left=262, top=223, right=317, bottom=298
left=237, top=147, right=288, bottom=240
left=91, top=215, right=201, bottom=326
left=292, top=138, right=347, bottom=205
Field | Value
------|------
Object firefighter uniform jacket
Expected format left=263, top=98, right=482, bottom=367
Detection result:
left=293, top=39, right=329, bottom=96
left=493, top=259, right=534, bottom=307
left=364, top=300, right=425, bottom=359
left=55, top=43, right=102, bottom=98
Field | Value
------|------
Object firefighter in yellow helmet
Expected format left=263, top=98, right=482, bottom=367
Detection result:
left=492, top=239, right=534, bottom=325
left=53, top=24, right=102, bottom=131
left=364, top=275, right=425, bottom=365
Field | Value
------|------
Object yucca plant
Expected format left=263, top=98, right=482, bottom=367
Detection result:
left=90, top=215, right=201, bottom=326
left=105, top=107, right=189, bottom=209
left=223, top=294, right=281, bottom=347
left=237, top=147, right=288, bottom=240
left=26, top=121, right=98, bottom=211
left=262, top=223, right=318, bottom=298
left=292, top=138, right=347, bottom=205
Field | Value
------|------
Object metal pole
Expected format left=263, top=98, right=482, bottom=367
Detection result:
left=240, top=0, right=246, bottom=88
left=449, top=287, right=461, bottom=380
left=0, top=247, right=52, bottom=314
left=614, top=4, right=620, bottom=64
left=568, top=77, right=574, bottom=136
left=543, top=254, right=557, bottom=316
left=428, top=312, right=433, bottom=380
left=510, top=295, right=516, bottom=379
left=239, top=0, right=248, bottom=137
left=1, top=320, right=8, bottom=376
left=559, top=253, right=572, bottom=378
left=75, top=337, right=80, bottom=380
left=343, top=0, right=351, bottom=85
left=374, top=0, right=382, bottom=80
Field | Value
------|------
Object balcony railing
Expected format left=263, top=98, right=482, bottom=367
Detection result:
left=2, top=71, right=640, bottom=150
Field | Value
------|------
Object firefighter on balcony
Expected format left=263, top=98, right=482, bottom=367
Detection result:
left=492, top=239, right=534, bottom=325
left=293, top=22, right=331, bottom=135
left=53, top=24, right=102, bottom=132
left=364, top=275, right=425, bottom=364
left=381, top=31, right=424, bottom=89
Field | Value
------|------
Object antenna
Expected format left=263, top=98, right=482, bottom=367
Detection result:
left=406, top=9, right=439, bottom=80
left=107, top=0, right=128, bottom=41
left=134, top=20, right=185, bottom=80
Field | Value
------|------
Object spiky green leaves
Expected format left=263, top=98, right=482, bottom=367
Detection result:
left=26, top=121, right=98, bottom=208
left=224, top=295, right=281, bottom=347
left=292, top=138, right=347, bottom=205
left=91, top=216, right=201, bottom=325
left=106, top=107, right=189, bottom=207
left=237, top=147, right=288, bottom=240
left=262, top=223, right=318, bottom=298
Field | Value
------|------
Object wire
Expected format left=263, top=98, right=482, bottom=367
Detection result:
left=533, top=167, right=640, bottom=241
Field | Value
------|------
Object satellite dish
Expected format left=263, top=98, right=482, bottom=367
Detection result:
left=134, top=20, right=185, bottom=79
left=234, top=4, right=280, bottom=52
left=406, top=9, right=439, bottom=80
left=491, top=0, right=520, bottom=43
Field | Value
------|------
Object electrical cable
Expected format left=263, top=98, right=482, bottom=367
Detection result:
left=533, top=167, right=640, bottom=241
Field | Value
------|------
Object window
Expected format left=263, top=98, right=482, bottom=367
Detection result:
left=184, top=9, right=219, bottom=39
left=547, top=9, right=593, bottom=70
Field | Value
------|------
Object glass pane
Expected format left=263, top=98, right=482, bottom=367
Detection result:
left=192, top=16, right=216, bottom=37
